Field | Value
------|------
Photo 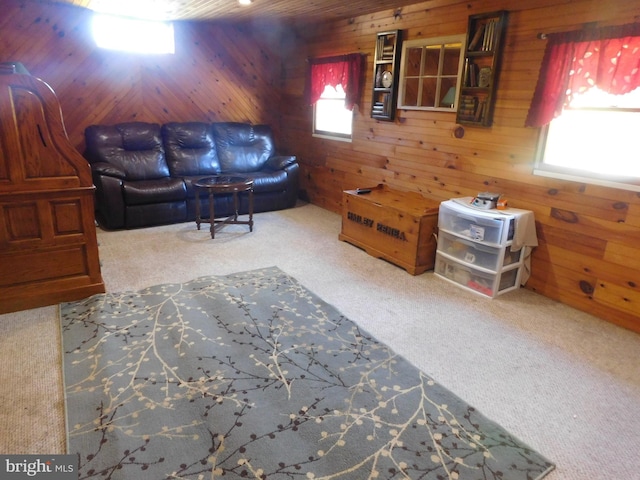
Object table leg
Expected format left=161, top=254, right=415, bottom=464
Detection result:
left=208, top=190, right=215, bottom=239
left=195, top=188, right=201, bottom=230
left=248, top=188, right=254, bottom=232
left=233, top=191, right=239, bottom=221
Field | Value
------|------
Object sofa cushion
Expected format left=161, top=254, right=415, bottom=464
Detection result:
left=122, top=178, right=186, bottom=206
left=226, top=171, right=289, bottom=193
left=212, top=123, right=275, bottom=173
left=162, top=122, right=221, bottom=177
left=85, top=123, right=169, bottom=181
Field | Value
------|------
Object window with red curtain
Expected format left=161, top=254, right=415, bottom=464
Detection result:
left=306, top=54, right=364, bottom=110
left=525, top=23, right=640, bottom=127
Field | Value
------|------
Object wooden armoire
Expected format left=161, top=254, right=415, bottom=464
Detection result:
left=0, top=63, right=104, bottom=314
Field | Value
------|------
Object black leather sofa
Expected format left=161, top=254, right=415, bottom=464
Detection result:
left=84, top=121, right=299, bottom=229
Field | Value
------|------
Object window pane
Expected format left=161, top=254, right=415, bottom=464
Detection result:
left=440, top=78, right=458, bottom=108
left=404, top=47, right=423, bottom=77
left=537, top=88, right=640, bottom=190
left=313, top=85, right=352, bottom=138
left=92, top=14, right=175, bottom=54
left=442, top=46, right=461, bottom=76
left=315, top=100, right=351, bottom=135
left=421, top=78, right=437, bottom=107
left=402, top=78, right=420, bottom=106
left=544, top=109, right=640, bottom=177
left=423, top=47, right=440, bottom=75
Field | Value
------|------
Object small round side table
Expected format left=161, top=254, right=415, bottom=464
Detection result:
left=193, top=176, right=254, bottom=239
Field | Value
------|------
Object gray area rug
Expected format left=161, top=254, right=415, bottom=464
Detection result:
left=60, top=266, right=555, bottom=479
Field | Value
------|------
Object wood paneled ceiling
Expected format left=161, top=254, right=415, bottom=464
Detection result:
left=44, top=0, right=414, bottom=23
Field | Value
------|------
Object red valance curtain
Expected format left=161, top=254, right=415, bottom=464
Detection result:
left=525, top=23, right=640, bottom=127
left=306, top=53, right=364, bottom=110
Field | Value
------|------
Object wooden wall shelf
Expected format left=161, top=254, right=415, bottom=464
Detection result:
left=371, top=30, right=402, bottom=121
left=456, top=11, right=508, bottom=127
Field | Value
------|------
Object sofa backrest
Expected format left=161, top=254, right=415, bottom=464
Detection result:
left=211, top=123, right=275, bottom=173
left=84, top=122, right=169, bottom=180
left=162, top=122, right=221, bottom=177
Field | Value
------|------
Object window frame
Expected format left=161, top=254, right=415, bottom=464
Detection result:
left=397, top=34, right=466, bottom=112
left=533, top=92, right=640, bottom=192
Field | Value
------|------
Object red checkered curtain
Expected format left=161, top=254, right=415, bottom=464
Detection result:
left=306, top=54, right=364, bottom=110
left=525, top=23, right=640, bottom=127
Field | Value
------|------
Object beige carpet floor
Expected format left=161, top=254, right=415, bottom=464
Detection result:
left=1, top=201, right=639, bottom=479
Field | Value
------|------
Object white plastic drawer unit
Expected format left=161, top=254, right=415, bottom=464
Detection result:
left=437, top=230, right=522, bottom=272
left=438, top=200, right=514, bottom=245
left=435, top=255, right=521, bottom=297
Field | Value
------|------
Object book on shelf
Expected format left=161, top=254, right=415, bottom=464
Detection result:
left=468, top=23, right=485, bottom=51
left=463, top=60, right=481, bottom=88
left=372, top=100, right=385, bottom=116
left=474, top=99, right=487, bottom=122
left=468, top=63, right=477, bottom=87
left=375, top=65, right=383, bottom=88
left=377, top=37, right=395, bottom=61
left=380, top=93, right=390, bottom=116
left=482, top=19, right=496, bottom=51
left=458, top=95, right=489, bottom=123
left=463, top=59, right=470, bottom=86
left=372, top=94, right=392, bottom=117
left=468, top=18, right=498, bottom=52
left=458, top=95, right=478, bottom=119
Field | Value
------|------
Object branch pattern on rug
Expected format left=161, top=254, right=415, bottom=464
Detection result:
left=61, top=266, right=554, bottom=480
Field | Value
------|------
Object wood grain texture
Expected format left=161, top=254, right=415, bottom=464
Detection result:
left=281, top=0, right=640, bottom=333
left=339, top=185, right=440, bottom=275
left=43, top=0, right=412, bottom=23
left=2, top=0, right=639, bottom=332
left=0, top=1, right=287, bottom=152
left=0, top=70, right=104, bottom=313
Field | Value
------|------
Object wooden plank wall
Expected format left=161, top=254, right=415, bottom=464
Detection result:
left=0, top=0, right=286, bottom=151
left=2, top=0, right=639, bottom=333
left=281, top=0, right=640, bottom=333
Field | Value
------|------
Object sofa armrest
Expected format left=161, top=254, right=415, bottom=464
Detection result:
left=91, top=173, right=125, bottom=229
left=92, top=161, right=127, bottom=179
left=265, top=155, right=297, bottom=171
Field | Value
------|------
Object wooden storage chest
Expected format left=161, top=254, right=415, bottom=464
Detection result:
left=338, top=184, right=440, bottom=275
